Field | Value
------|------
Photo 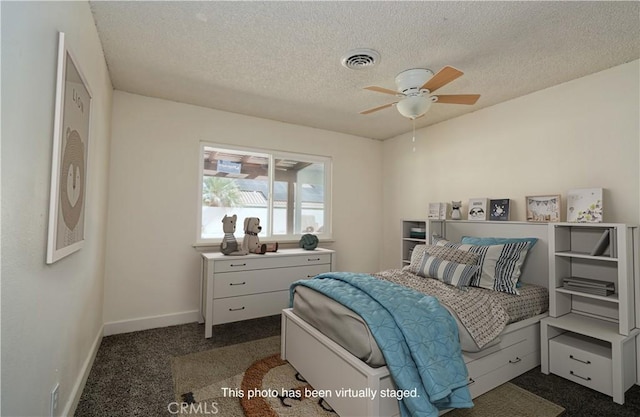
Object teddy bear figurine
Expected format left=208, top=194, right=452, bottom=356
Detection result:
left=220, top=214, right=248, bottom=256
left=242, top=217, right=278, bottom=254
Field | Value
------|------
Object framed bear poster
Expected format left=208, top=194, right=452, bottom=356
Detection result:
left=46, top=32, right=93, bottom=264
left=489, top=199, right=510, bottom=221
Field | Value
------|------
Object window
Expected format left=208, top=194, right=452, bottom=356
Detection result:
left=198, top=143, right=332, bottom=243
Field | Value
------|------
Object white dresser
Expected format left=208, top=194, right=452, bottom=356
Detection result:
left=200, top=248, right=335, bottom=338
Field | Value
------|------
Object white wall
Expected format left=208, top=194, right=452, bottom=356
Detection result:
left=1, top=2, right=113, bottom=416
left=381, top=61, right=640, bottom=269
left=103, top=92, right=382, bottom=332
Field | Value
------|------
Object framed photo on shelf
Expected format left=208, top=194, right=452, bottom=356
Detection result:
left=526, top=195, right=561, bottom=222
left=428, top=202, right=449, bottom=220
left=489, top=199, right=510, bottom=221
left=467, top=198, right=488, bottom=221
left=46, top=32, right=93, bottom=264
left=567, top=188, right=603, bottom=223
left=428, top=202, right=441, bottom=220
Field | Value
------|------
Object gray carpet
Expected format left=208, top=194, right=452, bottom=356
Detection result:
left=75, top=315, right=640, bottom=417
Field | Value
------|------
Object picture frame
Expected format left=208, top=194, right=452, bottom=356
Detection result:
left=489, top=199, right=510, bottom=221
left=46, top=32, right=93, bottom=264
left=526, top=195, right=561, bottom=223
left=567, top=188, right=603, bottom=223
left=428, top=202, right=449, bottom=220
left=428, top=202, right=441, bottom=220
left=467, top=198, right=488, bottom=221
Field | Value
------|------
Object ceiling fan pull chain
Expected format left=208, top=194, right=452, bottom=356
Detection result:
left=412, top=119, right=416, bottom=153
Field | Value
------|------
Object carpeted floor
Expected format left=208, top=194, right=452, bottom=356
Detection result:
left=75, top=315, right=640, bottom=417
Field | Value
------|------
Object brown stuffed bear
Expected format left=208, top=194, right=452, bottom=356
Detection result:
left=242, top=217, right=278, bottom=254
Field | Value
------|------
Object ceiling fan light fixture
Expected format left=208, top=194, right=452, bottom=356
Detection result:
left=396, top=96, right=432, bottom=120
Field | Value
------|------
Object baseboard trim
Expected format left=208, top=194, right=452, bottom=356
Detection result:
left=65, top=324, right=103, bottom=417
left=103, top=310, right=200, bottom=336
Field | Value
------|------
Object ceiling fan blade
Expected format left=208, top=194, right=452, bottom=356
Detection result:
left=359, top=102, right=397, bottom=115
left=421, top=66, right=464, bottom=92
left=364, top=86, right=401, bottom=96
left=434, top=94, right=480, bottom=105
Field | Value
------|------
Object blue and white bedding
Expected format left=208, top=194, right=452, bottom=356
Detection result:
left=290, top=272, right=473, bottom=417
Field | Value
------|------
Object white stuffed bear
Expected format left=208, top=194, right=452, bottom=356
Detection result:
left=242, top=217, right=278, bottom=254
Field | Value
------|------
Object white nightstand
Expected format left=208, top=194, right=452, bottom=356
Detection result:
left=541, top=223, right=639, bottom=404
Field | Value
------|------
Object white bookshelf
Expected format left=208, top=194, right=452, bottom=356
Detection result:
left=400, top=219, right=426, bottom=266
left=541, top=222, right=639, bottom=404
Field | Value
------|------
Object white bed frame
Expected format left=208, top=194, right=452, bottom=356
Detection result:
left=281, top=221, right=550, bottom=417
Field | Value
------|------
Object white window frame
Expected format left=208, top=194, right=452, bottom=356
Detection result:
left=196, top=142, right=332, bottom=245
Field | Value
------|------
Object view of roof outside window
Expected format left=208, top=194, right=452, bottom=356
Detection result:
left=199, top=145, right=329, bottom=241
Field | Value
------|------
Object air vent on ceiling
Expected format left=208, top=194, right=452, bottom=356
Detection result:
left=341, top=48, right=380, bottom=70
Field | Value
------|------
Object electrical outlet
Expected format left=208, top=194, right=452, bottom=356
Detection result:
left=50, top=383, right=60, bottom=417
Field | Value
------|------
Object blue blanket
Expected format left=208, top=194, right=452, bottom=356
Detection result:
left=290, top=272, right=472, bottom=417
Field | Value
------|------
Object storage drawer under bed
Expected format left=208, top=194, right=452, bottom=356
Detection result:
left=464, top=317, right=541, bottom=380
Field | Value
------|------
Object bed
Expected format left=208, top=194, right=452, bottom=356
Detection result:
left=281, top=220, right=550, bottom=417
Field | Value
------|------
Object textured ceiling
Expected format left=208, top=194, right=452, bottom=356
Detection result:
left=90, top=1, right=640, bottom=140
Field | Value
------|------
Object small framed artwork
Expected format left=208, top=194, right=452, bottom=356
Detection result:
left=428, top=202, right=449, bottom=220
left=428, top=202, right=441, bottom=220
left=489, top=199, right=510, bottom=221
left=526, top=195, right=561, bottom=222
left=46, top=32, right=93, bottom=264
left=438, top=202, right=449, bottom=220
left=468, top=198, right=488, bottom=221
left=567, top=188, right=603, bottom=223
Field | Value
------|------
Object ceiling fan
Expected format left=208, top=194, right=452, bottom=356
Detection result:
left=360, top=66, right=480, bottom=119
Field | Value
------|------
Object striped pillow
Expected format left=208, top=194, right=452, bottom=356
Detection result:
left=416, top=253, right=479, bottom=288
left=408, top=244, right=479, bottom=275
left=433, top=238, right=532, bottom=295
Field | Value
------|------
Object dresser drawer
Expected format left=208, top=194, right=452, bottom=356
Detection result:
left=212, top=291, right=289, bottom=324
left=549, top=333, right=612, bottom=396
left=214, top=264, right=330, bottom=298
left=214, top=253, right=332, bottom=273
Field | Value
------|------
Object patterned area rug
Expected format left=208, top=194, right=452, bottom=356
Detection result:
left=444, top=382, right=565, bottom=416
left=172, top=336, right=564, bottom=417
left=171, top=336, right=334, bottom=417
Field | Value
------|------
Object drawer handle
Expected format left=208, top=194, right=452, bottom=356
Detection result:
left=570, top=370, right=591, bottom=381
left=466, top=378, right=475, bottom=386
left=229, top=306, right=246, bottom=312
left=230, top=263, right=247, bottom=267
left=569, top=355, right=591, bottom=365
left=229, top=282, right=246, bottom=286
left=307, top=258, right=321, bottom=262
left=509, top=357, right=521, bottom=364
